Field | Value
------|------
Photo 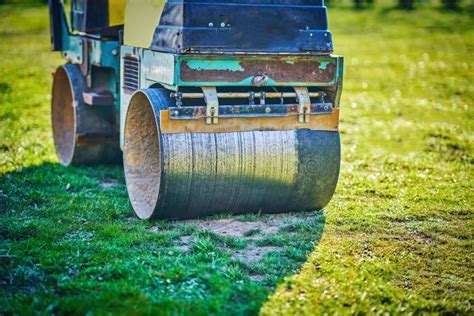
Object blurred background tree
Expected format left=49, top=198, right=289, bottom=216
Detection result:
left=441, top=0, right=462, bottom=9
left=398, top=0, right=416, bottom=9
left=352, top=0, right=375, bottom=8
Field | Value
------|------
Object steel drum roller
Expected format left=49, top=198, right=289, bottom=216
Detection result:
left=124, top=89, right=340, bottom=219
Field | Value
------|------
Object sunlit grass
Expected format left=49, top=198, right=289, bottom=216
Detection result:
left=262, top=3, right=473, bottom=314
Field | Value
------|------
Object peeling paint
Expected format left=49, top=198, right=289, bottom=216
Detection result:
left=180, top=57, right=338, bottom=86
left=185, top=59, right=244, bottom=72
left=319, top=61, right=329, bottom=70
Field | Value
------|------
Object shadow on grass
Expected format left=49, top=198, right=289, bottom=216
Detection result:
left=0, top=162, right=326, bottom=315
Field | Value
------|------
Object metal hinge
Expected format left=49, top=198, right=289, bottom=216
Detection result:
left=202, top=87, right=219, bottom=124
left=294, top=87, right=311, bottom=123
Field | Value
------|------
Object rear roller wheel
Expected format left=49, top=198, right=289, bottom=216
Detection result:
left=123, top=89, right=340, bottom=220
left=51, top=64, right=121, bottom=165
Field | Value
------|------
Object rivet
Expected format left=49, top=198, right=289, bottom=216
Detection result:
left=208, top=22, right=214, bottom=27
left=220, top=22, right=226, bottom=28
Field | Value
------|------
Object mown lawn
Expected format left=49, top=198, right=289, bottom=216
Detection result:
left=1, top=2, right=473, bottom=315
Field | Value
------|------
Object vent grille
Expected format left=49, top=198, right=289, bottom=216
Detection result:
left=123, top=56, right=139, bottom=94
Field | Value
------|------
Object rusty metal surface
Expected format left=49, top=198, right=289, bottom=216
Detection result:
left=124, top=89, right=340, bottom=220
left=179, top=58, right=336, bottom=84
left=170, top=91, right=321, bottom=99
left=159, top=109, right=339, bottom=134
left=51, top=64, right=121, bottom=165
left=167, top=103, right=333, bottom=119
left=123, top=92, right=162, bottom=219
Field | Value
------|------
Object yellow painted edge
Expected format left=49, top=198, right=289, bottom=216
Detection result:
left=159, top=109, right=340, bottom=134
left=124, top=0, right=167, bottom=48
left=109, top=0, right=126, bottom=26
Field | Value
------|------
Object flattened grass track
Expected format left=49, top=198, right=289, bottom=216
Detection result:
left=1, top=1, right=473, bottom=315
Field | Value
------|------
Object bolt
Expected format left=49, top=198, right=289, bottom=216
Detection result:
left=310, top=33, right=313, bottom=37
left=112, top=49, right=118, bottom=56
left=174, top=110, right=179, bottom=116
left=220, top=22, right=226, bottom=28
left=265, top=107, right=271, bottom=113
left=208, top=22, right=214, bottom=27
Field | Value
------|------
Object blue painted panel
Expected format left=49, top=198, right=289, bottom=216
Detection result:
left=151, top=0, right=333, bottom=54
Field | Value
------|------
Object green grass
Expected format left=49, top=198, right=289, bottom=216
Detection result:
left=1, top=2, right=473, bottom=315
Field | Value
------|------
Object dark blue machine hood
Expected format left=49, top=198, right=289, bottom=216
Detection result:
left=151, top=0, right=333, bottom=54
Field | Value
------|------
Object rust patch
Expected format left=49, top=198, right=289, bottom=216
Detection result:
left=123, top=93, right=162, bottom=220
left=190, top=219, right=279, bottom=238
left=51, top=66, right=76, bottom=165
left=232, top=246, right=281, bottom=264
left=180, top=59, right=336, bottom=84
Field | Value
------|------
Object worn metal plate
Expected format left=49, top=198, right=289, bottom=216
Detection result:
left=168, top=103, right=333, bottom=119
left=159, top=108, right=339, bottom=134
left=178, top=56, right=337, bottom=86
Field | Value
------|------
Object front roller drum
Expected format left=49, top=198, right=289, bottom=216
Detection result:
left=124, top=89, right=340, bottom=220
left=51, top=64, right=121, bottom=165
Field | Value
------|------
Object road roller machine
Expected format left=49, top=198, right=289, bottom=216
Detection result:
left=48, top=0, right=344, bottom=219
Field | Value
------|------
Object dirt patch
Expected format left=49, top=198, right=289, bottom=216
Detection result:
left=174, top=213, right=320, bottom=264
left=99, top=179, right=118, bottom=190
left=149, top=226, right=159, bottom=233
left=176, top=235, right=193, bottom=252
left=249, top=274, right=265, bottom=282
left=189, top=219, right=279, bottom=238
left=232, top=246, right=281, bottom=264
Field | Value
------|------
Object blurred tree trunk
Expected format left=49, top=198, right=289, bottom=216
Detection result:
left=399, top=0, right=415, bottom=9
left=442, top=0, right=461, bottom=9
left=353, top=0, right=375, bottom=8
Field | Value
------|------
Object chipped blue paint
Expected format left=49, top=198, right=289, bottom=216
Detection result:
left=319, top=61, right=329, bottom=70
left=176, top=76, right=336, bottom=87
left=185, top=59, right=244, bottom=72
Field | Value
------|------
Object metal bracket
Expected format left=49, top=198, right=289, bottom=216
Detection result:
left=202, top=87, right=219, bottom=124
left=294, top=87, right=311, bottom=123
